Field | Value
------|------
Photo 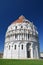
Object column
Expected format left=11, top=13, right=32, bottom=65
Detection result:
left=18, top=34, right=19, bottom=40
left=19, top=34, right=20, bottom=40
left=25, top=33, right=26, bottom=40
left=14, top=34, right=15, bottom=40
left=27, top=33, right=28, bottom=40
left=31, top=42, right=34, bottom=59
left=25, top=44, right=27, bottom=58
left=26, top=33, right=27, bottom=40
left=18, top=43, right=20, bottom=59
left=23, top=33, right=24, bottom=40
left=36, top=46, right=39, bottom=59
left=22, top=33, right=23, bottom=40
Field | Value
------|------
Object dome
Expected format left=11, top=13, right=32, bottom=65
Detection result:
left=12, top=15, right=29, bottom=24
left=7, top=15, right=38, bottom=34
left=5, top=15, right=38, bottom=43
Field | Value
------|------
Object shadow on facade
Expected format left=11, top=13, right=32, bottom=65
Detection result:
left=26, top=43, right=31, bottom=58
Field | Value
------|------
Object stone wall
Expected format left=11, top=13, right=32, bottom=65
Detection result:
left=40, top=52, right=43, bottom=59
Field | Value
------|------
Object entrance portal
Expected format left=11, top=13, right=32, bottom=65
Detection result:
left=27, top=51, right=30, bottom=58
left=27, top=43, right=31, bottom=58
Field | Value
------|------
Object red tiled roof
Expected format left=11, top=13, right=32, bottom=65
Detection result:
left=12, top=15, right=25, bottom=24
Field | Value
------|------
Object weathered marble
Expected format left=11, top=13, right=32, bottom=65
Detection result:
left=3, top=15, right=40, bottom=59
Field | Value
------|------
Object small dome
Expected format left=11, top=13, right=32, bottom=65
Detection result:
left=19, top=15, right=25, bottom=19
left=12, top=15, right=25, bottom=24
left=7, top=15, right=38, bottom=35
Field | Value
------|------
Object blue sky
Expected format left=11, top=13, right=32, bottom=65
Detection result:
left=0, top=0, right=43, bottom=52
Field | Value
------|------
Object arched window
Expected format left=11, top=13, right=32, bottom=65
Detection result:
left=28, top=34, right=29, bottom=39
left=15, top=26, right=17, bottom=29
left=15, top=34, right=17, bottom=38
left=14, top=45, right=16, bottom=49
left=21, top=45, right=23, bottom=50
left=9, top=45, right=10, bottom=50
left=21, top=26, right=23, bottom=28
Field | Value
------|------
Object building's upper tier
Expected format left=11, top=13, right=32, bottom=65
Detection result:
left=6, top=15, right=38, bottom=35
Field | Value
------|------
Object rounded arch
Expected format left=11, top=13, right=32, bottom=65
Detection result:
left=21, top=44, right=23, bottom=50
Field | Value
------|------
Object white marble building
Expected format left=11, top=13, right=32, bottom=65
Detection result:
left=3, top=15, right=40, bottom=59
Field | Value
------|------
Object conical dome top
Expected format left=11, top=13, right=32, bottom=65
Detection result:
left=12, top=15, right=25, bottom=24
left=19, top=15, right=25, bottom=19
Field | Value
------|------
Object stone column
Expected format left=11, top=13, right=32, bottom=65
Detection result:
left=25, top=44, right=27, bottom=58
left=26, top=33, right=27, bottom=40
left=27, top=34, right=28, bottom=40
left=25, top=33, right=26, bottom=40
left=14, top=34, right=15, bottom=40
left=19, top=34, right=20, bottom=40
left=18, top=44, right=20, bottom=59
left=18, top=34, right=19, bottom=40
left=23, top=33, right=24, bottom=40
left=31, top=42, right=34, bottom=59
left=36, top=46, right=39, bottom=59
